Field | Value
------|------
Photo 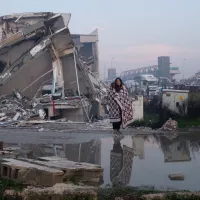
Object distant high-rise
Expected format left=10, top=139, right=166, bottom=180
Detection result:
left=158, top=56, right=170, bottom=78
left=108, top=68, right=116, bottom=80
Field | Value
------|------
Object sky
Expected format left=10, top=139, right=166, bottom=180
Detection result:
left=1, top=0, right=200, bottom=79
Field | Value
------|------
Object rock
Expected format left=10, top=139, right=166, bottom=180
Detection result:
left=38, top=109, right=46, bottom=119
left=38, top=128, right=44, bottom=132
left=169, top=173, right=184, bottom=180
left=0, top=113, right=5, bottom=117
left=60, top=118, right=67, bottom=122
left=0, top=116, right=7, bottom=121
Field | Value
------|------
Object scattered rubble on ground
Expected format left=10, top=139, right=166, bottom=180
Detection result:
left=0, top=88, right=112, bottom=130
left=0, top=89, right=46, bottom=124
left=3, top=183, right=97, bottom=200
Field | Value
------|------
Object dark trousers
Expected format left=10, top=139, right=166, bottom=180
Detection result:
left=112, top=121, right=122, bottom=130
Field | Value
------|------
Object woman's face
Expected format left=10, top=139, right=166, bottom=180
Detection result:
left=115, top=79, right=121, bottom=86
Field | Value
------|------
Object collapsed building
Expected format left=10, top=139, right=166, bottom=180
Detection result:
left=0, top=12, right=106, bottom=123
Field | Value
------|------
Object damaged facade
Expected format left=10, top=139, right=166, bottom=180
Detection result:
left=0, top=12, right=105, bottom=122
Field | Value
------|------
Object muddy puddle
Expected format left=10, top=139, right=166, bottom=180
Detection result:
left=4, top=133, right=200, bottom=191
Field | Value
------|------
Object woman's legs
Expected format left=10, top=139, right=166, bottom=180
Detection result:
left=112, top=121, right=122, bottom=134
left=113, top=121, right=121, bottom=130
left=112, top=107, right=122, bottom=133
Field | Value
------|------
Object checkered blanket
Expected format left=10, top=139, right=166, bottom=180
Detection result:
left=106, top=86, right=133, bottom=129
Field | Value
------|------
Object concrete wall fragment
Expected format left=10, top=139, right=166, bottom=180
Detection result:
left=0, top=51, right=53, bottom=98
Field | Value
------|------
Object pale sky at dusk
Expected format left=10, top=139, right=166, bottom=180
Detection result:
left=1, top=0, right=200, bottom=79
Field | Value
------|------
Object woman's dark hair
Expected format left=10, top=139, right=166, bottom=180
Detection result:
left=111, top=77, right=124, bottom=91
left=114, top=77, right=123, bottom=87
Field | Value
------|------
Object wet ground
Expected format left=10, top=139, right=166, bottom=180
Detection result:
left=1, top=127, right=200, bottom=191
left=101, top=134, right=200, bottom=191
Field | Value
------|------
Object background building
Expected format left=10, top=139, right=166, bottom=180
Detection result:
left=108, top=68, right=116, bottom=80
left=158, top=56, right=170, bottom=78
left=72, top=29, right=99, bottom=78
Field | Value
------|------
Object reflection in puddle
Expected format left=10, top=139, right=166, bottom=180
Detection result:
left=110, top=138, right=134, bottom=186
left=4, top=133, right=200, bottom=191
left=160, top=136, right=191, bottom=162
left=101, top=134, right=200, bottom=191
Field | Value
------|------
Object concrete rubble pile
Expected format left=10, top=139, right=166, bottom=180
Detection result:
left=0, top=89, right=46, bottom=123
left=0, top=12, right=107, bottom=124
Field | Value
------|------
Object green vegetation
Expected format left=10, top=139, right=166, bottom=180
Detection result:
left=131, top=114, right=200, bottom=129
left=130, top=93, right=200, bottom=129
left=0, top=178, right=23, bottom=192
left=176, top=117, right=200, bottom=129
left=0, top=178, right=23, bottom=200
left=130, top=113, right=160, bottom=129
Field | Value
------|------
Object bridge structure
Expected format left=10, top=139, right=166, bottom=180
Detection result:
left=191, top=72, right=200, bottom=80
left=120, top=65, right=158, bottom=81
left=120, top=65, right=180, bottom=81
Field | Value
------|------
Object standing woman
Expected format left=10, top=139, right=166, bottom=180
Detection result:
left=107, top=78, right=133, bottom=134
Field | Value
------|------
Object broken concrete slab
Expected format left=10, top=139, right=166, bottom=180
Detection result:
left=1, top=158, right=64, bottom=186
left=1, top=157, right=103, bottom=186
left=38, top=156, right=68, bottom=162
left=13, top=112, right=21, bottom=121
left=18, top=157, right=103, bottom=185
